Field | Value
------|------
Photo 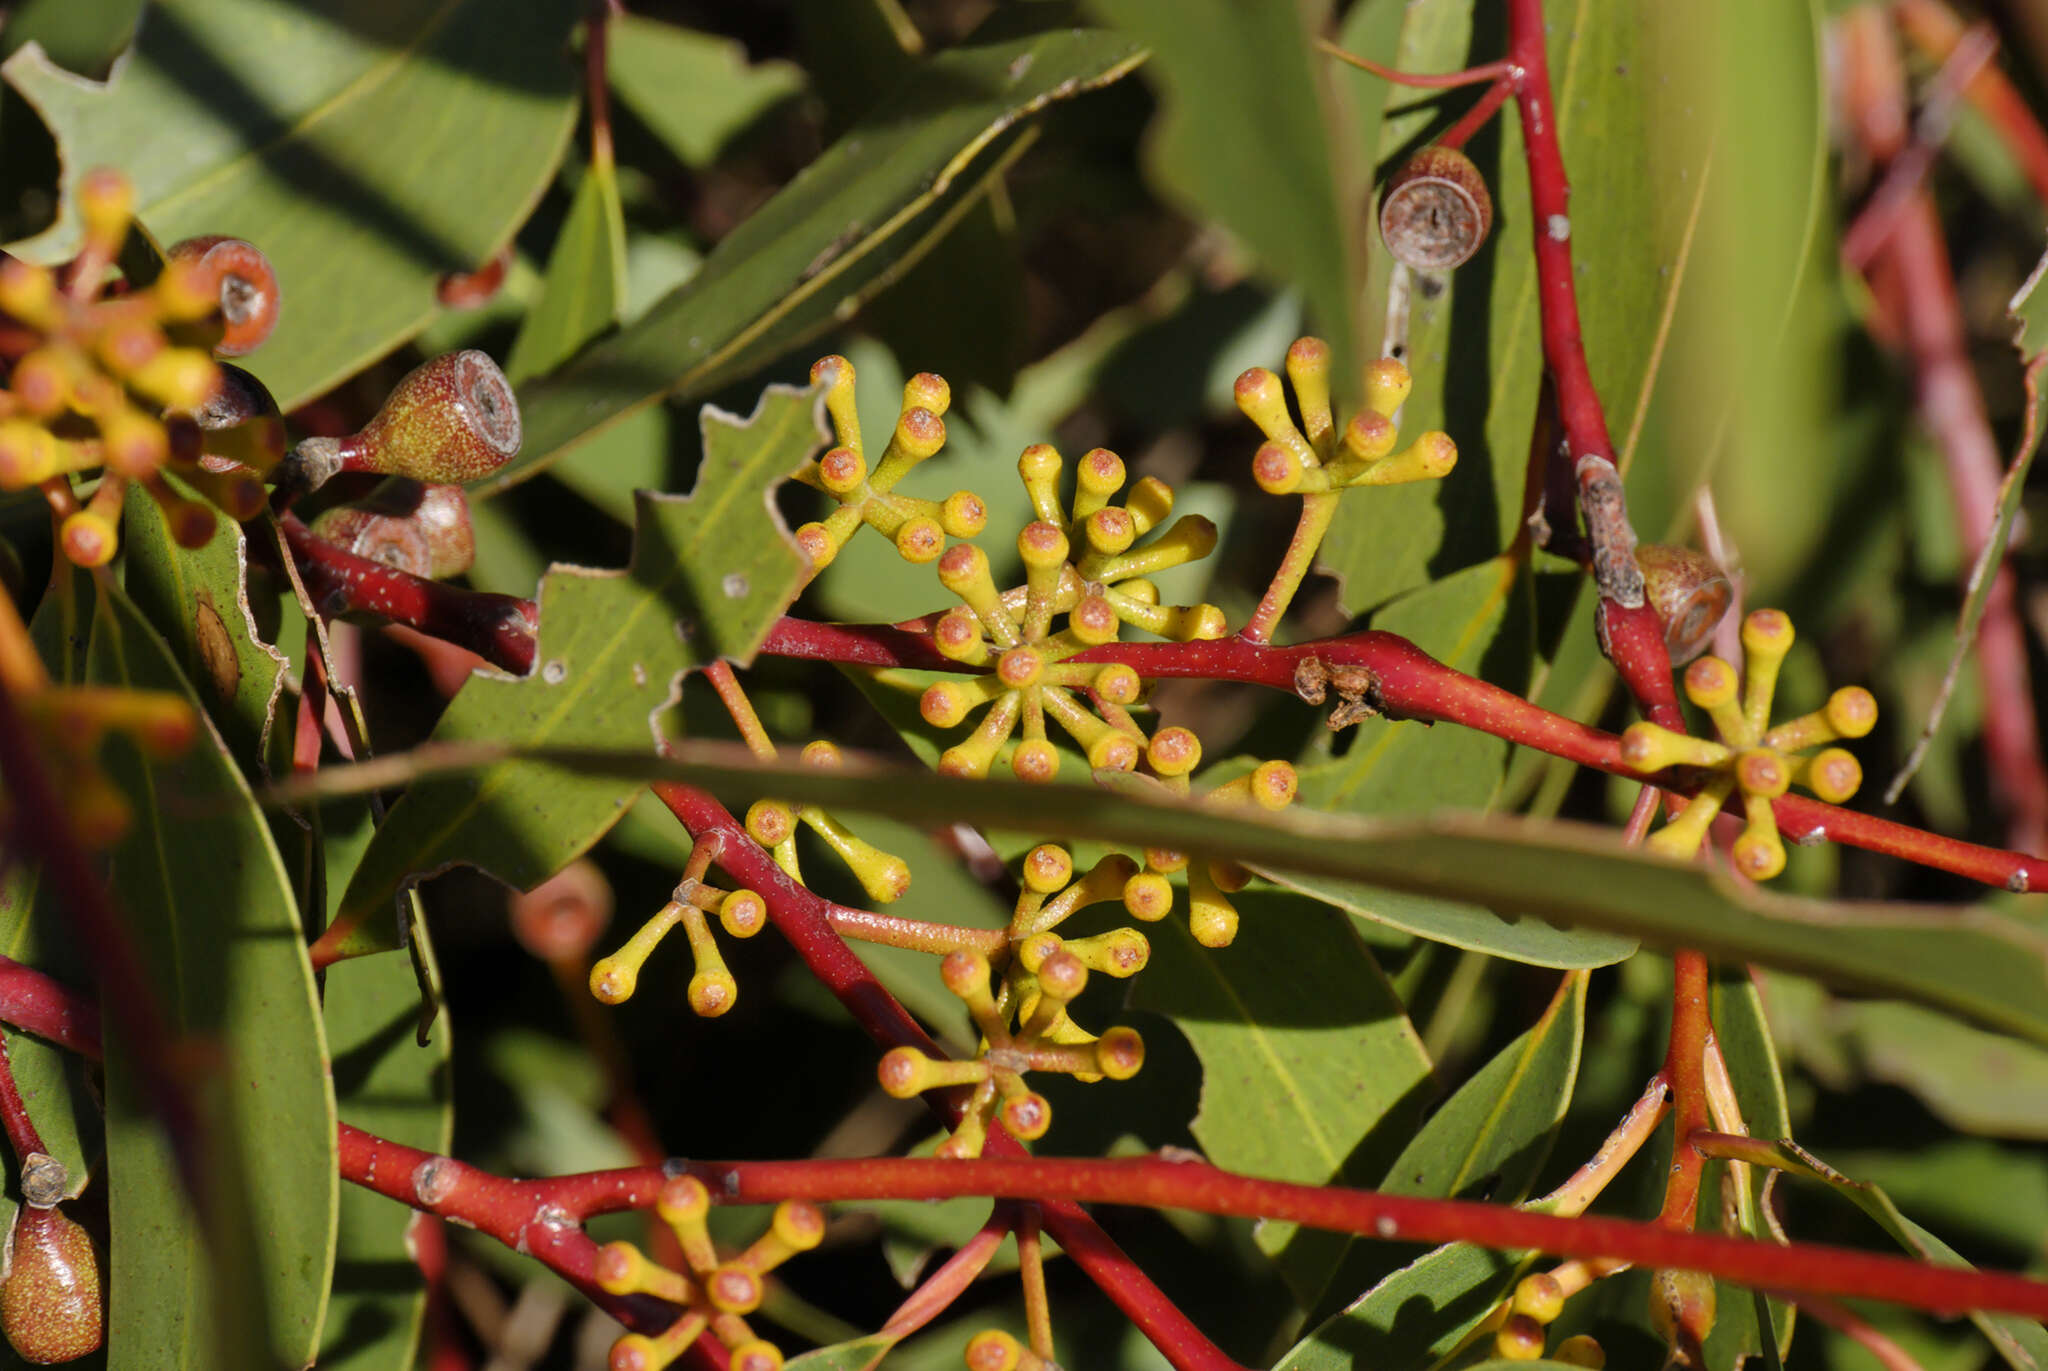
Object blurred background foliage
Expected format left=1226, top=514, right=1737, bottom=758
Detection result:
left=2, top=0, right=2047, bottom=1368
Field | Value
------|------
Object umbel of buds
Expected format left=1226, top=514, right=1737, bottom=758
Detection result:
left=281, top=349, right=520, bottom=493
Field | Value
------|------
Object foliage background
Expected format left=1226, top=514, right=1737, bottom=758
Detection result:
left=0, top=0, right=2045, bottom=1369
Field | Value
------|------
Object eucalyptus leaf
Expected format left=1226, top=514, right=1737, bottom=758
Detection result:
left=5, top=0, right=583, bottom=408
left=89, top=578, right=336, bottom=1371
left=478, top=11, right=1145, bottom=495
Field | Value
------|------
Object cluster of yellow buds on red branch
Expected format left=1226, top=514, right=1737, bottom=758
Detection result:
left=1234, top=338, right=1457, bottom=642
left=595, top=1174, right=823, bottom=1371
left=1485, top=1264, right=1614, bottom=1365
left=0, top=168, right=285, bottom=567
left=878, top=944, right=1145, bottom=1159
left=792, top=354, right=987, bottom=571
left=919, top=444, right=1225, bottom=782
left=590, top=834, right=768, bottom=1017
left=1622, top=609, right=1877, bottom=879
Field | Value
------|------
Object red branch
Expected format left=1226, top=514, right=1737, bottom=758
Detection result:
left=0, top=1030, right=47, bottom=1161
left=332, top=1129, right=2048, bottom=1325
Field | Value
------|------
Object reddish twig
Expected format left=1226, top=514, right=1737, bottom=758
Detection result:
left=0, top=955, right=100, bottom=1057
left=332, top=1129, right=2048, bottom=1324
left=273, top=512, right=538, bottom=676
left=1314, top=40, right=1518, bottom=90
left=1894, top=0, right=2048, bottom=208
left=0, top=1029, right=47, bottom=1161
left=1655, top=955, right=1711, bottom=1231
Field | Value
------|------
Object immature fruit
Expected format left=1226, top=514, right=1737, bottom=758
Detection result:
left=308, top=478, right=475, bottom=580
left=1380, top=145, right=1493, bottom=270
left=1637, top=544, right=1733, bottom=665
left=1, top=1205, right=103, bottom=1363
left=285, top=350, right=520, bottom=491
left=164, top=235, right=279, bottom=356
left=1648, top=1268, right=1717, bottom=1365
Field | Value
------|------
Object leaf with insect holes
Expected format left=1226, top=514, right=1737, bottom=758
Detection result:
left=319, top=383, right=823, bottom=960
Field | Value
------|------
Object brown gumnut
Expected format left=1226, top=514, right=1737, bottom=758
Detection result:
left=286, top=350, right=520, bottom=492
left=308, top=478, right=475, bottom=580
left=165, top=236, right=279, bottom=356
left=1648, top=1268, right=1717, bottom=1367
left=509, top=859, right=614, bottom=962
left=1379, top=145, right=1493, bottom=271
left=436, top=245, right=513, bottom=309
left=1, top=1205, right=103, bottom=1363
left=186, top=362, right=287, bottom=475
left=1636, top=545, right=1734, bottom=665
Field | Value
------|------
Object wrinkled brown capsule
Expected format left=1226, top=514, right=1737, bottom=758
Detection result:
left=1, top=1206, right=103, bottom=1363
left=284, top=350, right=520, bottom=492
left=1637, top=544, right=1734, bottom=665
left=164, top=235, right=279, bottom=356
left=1379, top=145, right=1493, bottom=271
left=308, top=478, right=475, bottom=580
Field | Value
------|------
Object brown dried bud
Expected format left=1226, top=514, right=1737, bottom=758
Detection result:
left=1637, top=545, right=1733, bottom=665
left=1, top=1205, right=103, bottom=1363
left=1379, top=146, right=1493, bottom=271
left=164, top=236, right=279, bottom=356
left=510, top=859, right=613, bottom=962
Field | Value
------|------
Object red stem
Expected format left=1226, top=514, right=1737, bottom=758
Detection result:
left=0, top=955, right=100, bottom=1056
left=1656, top=954, right=1711, bottom=1230
left=332, top=1129, right=2048, bottom=1324
left=1894, top=0, right=2048, bottom=208
left=0, top=1030, right=47, bottom=1160
left=274, top=513, right=538, bottom=676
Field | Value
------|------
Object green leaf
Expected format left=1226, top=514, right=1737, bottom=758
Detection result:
left=1793, top=999, right=2048, bottom=1140
left=477, top=11, right=1145, bottom=496
left=1726, top=1138, right=2048, bottom=1371
left=323, top=383, right=822, bottom=958
left=4, top=0, right=582, bottom=408
left=1293, top=972, right=1587, bottom=1341
left=607, top=15, right=804, bottom=169
left=1277, top=1240, right=1521, bottom=1370
left=1131, top=896, right=1430, bottom=1298
left=318, top=914, right=452, bottom=1371
left=88, top=578, right=336, bottom=1371
left=292, top=746, right=2048, bottom=1045
left=1386, top=971, right=1585, bottom=1202
left=118, top=487, right=289, bottom=786
left=1089, top=0, right=1362, bottom=374
left=505, top=156, right=628, bottom=386
left=782, top=1336, right=898, bottom=1371
left=1261, top=867, right=1633, bottom=969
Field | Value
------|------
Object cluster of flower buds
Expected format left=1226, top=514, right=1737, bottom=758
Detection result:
left=744, top=740, right=913, bottom=904
left=1621, top=609, right=1876, bottom=879
left=792, top=354, right=986, bottom=571
left=596, top=1174, right=823, bottom=1371
left=1234, top=339, right=1456, bottom=639
left=1122, top=743, right=1300, bottom=947
left=0, top=168, right=285, bottom=567
left=917, top=442, right=1225, bottom=783
left=589, top=835, right=767, bottom=1017
left=877, top=941, right=1145, bottom=1159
